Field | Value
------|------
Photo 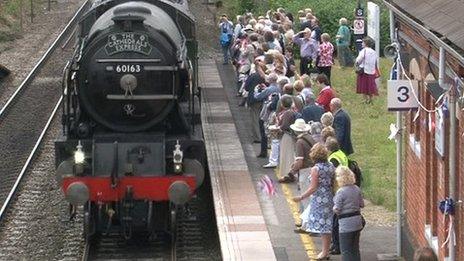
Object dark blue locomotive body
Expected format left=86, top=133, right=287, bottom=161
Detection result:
left=54, top=0, right=204, bottom=239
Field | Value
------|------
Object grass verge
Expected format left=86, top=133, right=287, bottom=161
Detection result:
left=331, top=59, right=396, bottom=211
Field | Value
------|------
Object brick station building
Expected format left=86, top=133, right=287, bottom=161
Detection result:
left=383, top=1, right=464, bottom=260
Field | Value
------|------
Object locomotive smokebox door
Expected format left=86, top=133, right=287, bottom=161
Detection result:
left=93, top=134, right=165, bottom=177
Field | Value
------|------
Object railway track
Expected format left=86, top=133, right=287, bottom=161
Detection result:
left=0, top=1, right=222, bottom=259
left=82, top=184, right=221, bottom=261
left=0, top=0, right=90, bottom=220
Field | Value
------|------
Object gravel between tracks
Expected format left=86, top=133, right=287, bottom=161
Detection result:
left=0, top=0, right=86, bottom=259
left=0, top=15, right=80, bottom=220
left=0, top=116, right=84, bottom=260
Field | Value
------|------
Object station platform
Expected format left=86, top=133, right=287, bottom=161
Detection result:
left=199, top=59, right=397, bottom=261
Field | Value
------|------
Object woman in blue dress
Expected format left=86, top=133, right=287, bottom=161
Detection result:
left=335, top=18, right=354, bottom=67
left=293, top=143, right=335, bottom=260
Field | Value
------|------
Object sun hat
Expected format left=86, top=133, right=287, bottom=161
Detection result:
left=244, top=24, right=254, bottom=32
left=290, top=118, right=311, bottom=133
left=254, top=23, right=265, bottom=31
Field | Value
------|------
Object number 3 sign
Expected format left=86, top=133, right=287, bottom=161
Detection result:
left=387, top=80, right=419, bottom=111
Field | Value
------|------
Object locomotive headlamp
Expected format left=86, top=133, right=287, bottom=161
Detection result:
left=74, top=141, right=85, bottom=164
left=173, top=140, right=183, bottom=173
left=174, top=163, right=182, bottom=173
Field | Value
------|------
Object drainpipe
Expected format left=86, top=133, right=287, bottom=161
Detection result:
left=396, top=59, right=403, bottom=258
left=439, top=47, right=445, bottom=86
left=389, top=10, right=395, bottom=42
left=390, top=9, right=402, bottom=258
left=448, top=74, right=457, bottom=261
left=439, top=46, right=456, bottom=261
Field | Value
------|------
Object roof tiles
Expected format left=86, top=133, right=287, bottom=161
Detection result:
left=392, top=0, right=464, bottom=50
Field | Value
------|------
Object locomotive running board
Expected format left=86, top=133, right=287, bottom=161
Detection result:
left=106, top=94, right=177, bottom=100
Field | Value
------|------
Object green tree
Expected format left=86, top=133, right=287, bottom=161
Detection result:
left=235, top=0, right=391, bottom=56
left=238, top=0, right=255, bottom=13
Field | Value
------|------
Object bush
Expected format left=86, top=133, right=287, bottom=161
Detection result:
left=0, top=0, right=21, bottom=42
left=229, top=0, right=392, bottom=56
left=238, top=0, right=255, bottom=13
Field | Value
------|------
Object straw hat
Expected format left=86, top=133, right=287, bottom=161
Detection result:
left=244, top=24, right=254, bottom=32
left=290, top=119, right=311, bottom=133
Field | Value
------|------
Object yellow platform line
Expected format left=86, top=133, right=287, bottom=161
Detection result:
left=275, top=169, right=318, bottom=259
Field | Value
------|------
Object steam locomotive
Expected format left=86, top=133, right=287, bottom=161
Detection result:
left=54, top=0, right=204, bottom=239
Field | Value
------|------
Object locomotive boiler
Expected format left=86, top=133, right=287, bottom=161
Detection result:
left=54, top=0, right=204, bottom=239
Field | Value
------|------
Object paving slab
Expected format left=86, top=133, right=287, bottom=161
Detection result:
left=200, top=59, right=276, bottom=261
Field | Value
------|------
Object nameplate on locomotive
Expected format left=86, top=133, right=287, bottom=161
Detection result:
left=105, top=33, right=152, bottom=56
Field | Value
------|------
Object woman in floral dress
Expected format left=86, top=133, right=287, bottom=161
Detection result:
left=293, top=143, right=335, bottom=260
left=317, top=33, right=334, bottom=84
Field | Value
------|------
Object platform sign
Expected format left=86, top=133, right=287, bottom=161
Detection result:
left=353, top=5, right=365, bottom=53
left=355, top=7, right=364, bottom=18
left=353, top=19, right=365, bottom=35
left=387, top=80, right=419, bottom=111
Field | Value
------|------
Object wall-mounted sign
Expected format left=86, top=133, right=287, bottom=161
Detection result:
left=387, top=80, right=419, bottom=111
left=353, top=19, right=365, bottom=35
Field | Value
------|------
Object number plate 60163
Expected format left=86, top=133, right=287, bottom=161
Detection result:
left=115, top=64, right=142, bottom=73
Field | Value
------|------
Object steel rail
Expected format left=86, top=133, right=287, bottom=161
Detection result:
left=0, top=0, right=89, bottom=221
left=82, top=240, right=90, bottom=261
left=0, top=97, right=62, bottom=219
left=0, top=0, right=88, bottom=120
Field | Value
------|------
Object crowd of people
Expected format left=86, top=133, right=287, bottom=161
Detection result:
left=216, top=7, right=442, bottom=261
left=218, top=7, right=373, bottom=260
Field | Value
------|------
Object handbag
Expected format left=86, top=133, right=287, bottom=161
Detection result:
left=355, top=49, right=366, bottom=74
